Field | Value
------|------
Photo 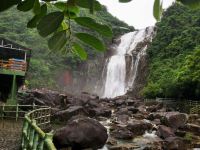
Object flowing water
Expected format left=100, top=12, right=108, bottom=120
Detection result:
left=102, top=27, right=154, bottom=98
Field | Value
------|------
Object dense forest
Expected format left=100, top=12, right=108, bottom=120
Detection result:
left=143, top=4, right=200, bottom=100
left=0, top=6, right=133, bottom=89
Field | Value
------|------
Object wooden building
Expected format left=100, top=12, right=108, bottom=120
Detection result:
left=0, top=38, right=31, bottom=104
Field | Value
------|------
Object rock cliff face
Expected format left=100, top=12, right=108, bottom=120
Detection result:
left=57, top=27, right=155, bottom=99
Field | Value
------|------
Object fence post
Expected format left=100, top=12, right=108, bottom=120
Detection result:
left=29, top=120, right=36, bottom=148
left=44, top=133, right=56, bottom=150
left=22, top=119, right=29, bottom=149
left=16, top=104, right=19, bottom=121
left=1, top=104, right=5, bottom=120
left=33, top=133, right=39, bottom=150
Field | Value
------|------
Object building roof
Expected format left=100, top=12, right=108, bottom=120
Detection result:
left=0, top=37, right=31, bottom=52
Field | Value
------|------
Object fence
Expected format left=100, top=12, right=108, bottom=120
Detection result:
left=144, top=98, right=200, bottom=114
left=21, top=107, right=56, bottom=150
left=0, top=104, right=57, bottom=150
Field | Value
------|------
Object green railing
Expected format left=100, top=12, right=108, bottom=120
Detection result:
left=21, top=107, right=56, bottom=150
left=0, top=104, right=57, bottom=150
left=0, top=104, right=35, bottom=120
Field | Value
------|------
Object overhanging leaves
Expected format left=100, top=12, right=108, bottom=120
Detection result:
left=33, top=0, right=41, bottom=15
left=119, top=0, right=132, bottom=3
left=37, top=11, right=64, bottom=37
left=176, top=0, right=200, bottom=9
left=75, top=33, right=105, bottom=51
left=17, top=0, right=35, bottom=12
left=72, top=43, right=87, bottom=60
left=76, top=0, right=102, bottom=12
left=74, top=17, right=112, bottom=37
left=0, top=0, right=20, bottom=12
left=48, top=30, right=67, bottom=51
left=153, top=0, right=162, bottom=21
left=27, top=4, right=47, bottom=28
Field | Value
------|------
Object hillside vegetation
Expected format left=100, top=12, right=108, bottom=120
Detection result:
left=143, top=4, right=200, bottom=100
left=0, top=6, right=133, bottom=89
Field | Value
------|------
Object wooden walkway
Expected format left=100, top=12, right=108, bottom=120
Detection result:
left=0, top=120, right=23, bottom=150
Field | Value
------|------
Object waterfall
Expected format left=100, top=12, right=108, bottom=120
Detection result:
left=102, top=27, right=154, bottom=98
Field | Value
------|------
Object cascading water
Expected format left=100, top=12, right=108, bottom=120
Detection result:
left=102, top=27, right=154, bottom=98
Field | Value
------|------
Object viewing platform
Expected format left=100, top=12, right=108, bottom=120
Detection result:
left=0, top=38, right=31, bottom=76
left=0, top=38, right=31, bottom=104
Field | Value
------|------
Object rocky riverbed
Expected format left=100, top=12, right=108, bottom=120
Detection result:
left=18, top=89, right=200, bottom=150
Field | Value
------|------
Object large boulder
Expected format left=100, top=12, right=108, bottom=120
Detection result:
left=53, top=117, right=108, bottom=150
left=181, top=123, right=200, bottom=136
left=54, top=106, right=88, bottom=121
left=156, top=125, right=175, bottom=139
left=162, top=112, right=188, bottom=129
left=127, top=120, right=153, bottom=136
left=110, top=126, right=133, bottom=140
left=88, top=107, right=112, bottom=118
left=164, top=137, right=187, bottom=150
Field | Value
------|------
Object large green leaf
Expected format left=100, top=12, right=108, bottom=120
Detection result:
left=48, top=30, right=67, bottom=51
left=27, top=4, right=47, bottom=28
left=0, top=0, right=20, bottom=12
left=72, top=43, right=87, bottom=60
left=74, top=17, right=112, bottom=37
left=41, top=0, right=56, bottom=1
left=54, top=2, right=68, bottom=11
left=27, top=15, right=41, bottom=28
left=37, top=11, right=64, bottom=37
left=153, top=0, right=162, bottom=21
left=75, top=33, right=105, bottom=51
left=76, top=0, right=102, bottom=11
left=17, top=0, right=35, bottom=12
left=56, top=21, right=69, bottom=32
left=119, top=0, right=132, bottom=3
left=33, top=0, right=41, bottom=15
left=176, top=0, right=200, bottom=9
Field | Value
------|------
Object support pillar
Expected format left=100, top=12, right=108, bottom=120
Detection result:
left=7, top=74, right=17, bottom=105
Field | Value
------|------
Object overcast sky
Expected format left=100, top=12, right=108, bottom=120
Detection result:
left=100, top=0, right=175, bottom=29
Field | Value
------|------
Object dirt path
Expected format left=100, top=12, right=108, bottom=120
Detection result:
left=0, top=120, right=23, bottom=150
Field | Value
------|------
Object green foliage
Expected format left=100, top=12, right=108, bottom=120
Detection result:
left=153, top=0, right=162, bottom=21
left=37, top=11, right=64, bottom=37
left=143, top=4, right=200, bottom=99
left=0, top=0, right=20, bottom=12
left=0, top=0, right=115, bottom=59
left=119, top=0, right=132, bottom=3
left=177, top=0, right=200, bottom=9
left=48, top=30, right=68, bottom=51
left=184, top=132, right=193, bottom=141
left=75, top=33, right=105, bottom=51
left=27, top=4, right=47, bottom=28
left=0, top=6, right=132, bottom=89
left=17, top=0, right=35, bottom=12
left=72, top=43, right=87, bottom=60
left=74, top=17, right=113, bottom=37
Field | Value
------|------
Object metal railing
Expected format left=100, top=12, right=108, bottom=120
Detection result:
left=0, top=104, right=57, bottom=150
